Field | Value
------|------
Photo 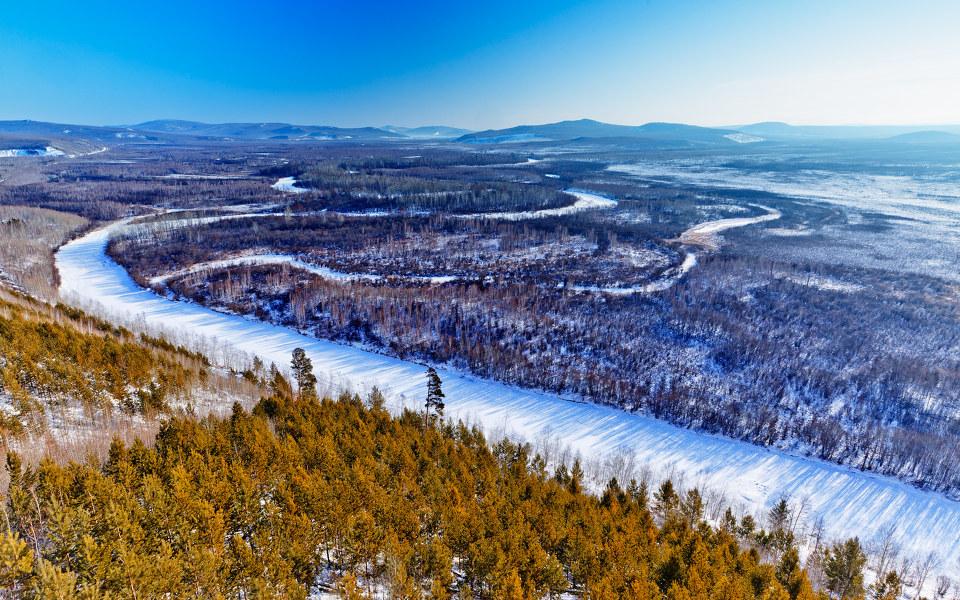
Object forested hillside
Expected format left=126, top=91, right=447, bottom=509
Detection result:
left=0, top=386, right=880, bottom=599
left=0, top=290, right=257, bottom=457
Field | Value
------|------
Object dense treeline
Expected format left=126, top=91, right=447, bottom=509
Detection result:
left=1, top=385, right=842, bottom=599
left=292, top=165, right=576, bottom=214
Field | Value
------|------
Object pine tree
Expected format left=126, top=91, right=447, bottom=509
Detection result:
left=424, top=367, right=445, bottom=422
left=290, top=348, right=317, bottom=398
left=769, top=497, right=792, bottom=533
left=654, top=479, right=678, bottom=520
left=823, top=538, right=867, bottom=600
left=568, top=459, right=584, bottom=495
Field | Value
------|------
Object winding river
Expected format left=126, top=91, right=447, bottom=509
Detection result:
left=55, top=215, right=960, bottom=578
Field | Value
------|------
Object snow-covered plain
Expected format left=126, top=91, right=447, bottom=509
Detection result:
left=608, top=161, right=960, bottom=282
left=56, top=219, right=960, bottom=577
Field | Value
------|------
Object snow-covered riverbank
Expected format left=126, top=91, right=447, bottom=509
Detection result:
left=55, top=218, right=960, bottom=579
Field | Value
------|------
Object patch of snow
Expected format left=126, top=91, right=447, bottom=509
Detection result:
left=573, top=252, right=697, bottom=295
left=766, top=227, right=812, bottom=237
left=778, top=273, right=864, bottom=294
left=159, top=173, right=249, bottom=180
left=271, top=177, right=308, bottom=194
left=67, top=146, right=109, bottom=158
left=724, top=133, right=765, bottom=144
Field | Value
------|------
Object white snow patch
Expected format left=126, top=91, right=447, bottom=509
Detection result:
left=272, top=177, right=308, bottom=194
left=573, top=252, right=697, bottom=295
left=778, top=273, right=864, bottom=294
left=724, top=133, right=765, bottom=144
left=159, top=173, right=249, bottom=180
left=766, top=227, right=812, bottom=237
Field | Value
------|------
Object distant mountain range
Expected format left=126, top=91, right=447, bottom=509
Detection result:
left=454, top=118, right=960, bottom=145
left=731, top=121, right=960, bottom=140
left=380, top=125, right=474, bottom=139
left=1, top=118, right=959, bottom=152
left=131, top=120, right=406, bottom=140
left=456, top=119, right=753, bottom=145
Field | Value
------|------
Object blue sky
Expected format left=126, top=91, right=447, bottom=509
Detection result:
left=1, top=0, right=957, bottom=128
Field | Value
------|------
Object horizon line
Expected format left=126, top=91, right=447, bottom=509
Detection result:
left=3, top=116, right=960, bottom=131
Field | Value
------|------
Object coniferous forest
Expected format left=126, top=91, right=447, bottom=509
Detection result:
left=2, top=379, right=872, bottom=599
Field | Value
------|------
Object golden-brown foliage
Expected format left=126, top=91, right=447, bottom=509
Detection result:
left=1, top=391, right=825, bottom=599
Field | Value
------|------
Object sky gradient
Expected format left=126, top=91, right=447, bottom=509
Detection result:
left=1, top=0, right=957, bottom=129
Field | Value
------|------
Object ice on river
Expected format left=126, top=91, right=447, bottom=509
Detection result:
left=56, top=220, right=960, bottom=581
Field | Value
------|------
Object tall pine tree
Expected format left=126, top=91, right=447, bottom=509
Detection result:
left=424, top=367, right=445, bottom=423
left=291, top=348, right=317, bottom=398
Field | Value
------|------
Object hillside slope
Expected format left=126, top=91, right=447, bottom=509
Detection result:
left=2, top=389, right=833, bottom=598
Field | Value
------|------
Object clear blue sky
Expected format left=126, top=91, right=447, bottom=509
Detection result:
left=1, top=0, right=957, bottom=129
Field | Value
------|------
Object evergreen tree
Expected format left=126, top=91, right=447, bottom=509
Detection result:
left=653, top=479, right=678, bottom=520
left=290, top=348, right=317, bottom=398
left=269, top=363, right=293, bottom=400
left=680, top=488, right=704, bottom=525
left=424, top=367, right=445, bottom=422
left=769, top=497, right=792, bottom=533
left=627, top=478, right=649, bottom=511
left=823, top=538, right=867, bottom=600
left=568, top=459, right=584, bottom=495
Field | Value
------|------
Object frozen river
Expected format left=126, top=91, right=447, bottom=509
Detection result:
left=56, top=218, right=960, bottom=581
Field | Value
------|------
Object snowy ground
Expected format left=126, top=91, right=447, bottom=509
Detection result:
left=0, top=146, right=65, bottom=158
left=608, top=161, right=960, bottom=283
left=571, top=253, right=697, bottom=295
left=272, top=176, right=308, bottom=193
left=678, top=205, right=782, bottom=250
left=573, top=205, right=779, bottom=295
left=55, top=219, right=960, bottom=582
